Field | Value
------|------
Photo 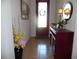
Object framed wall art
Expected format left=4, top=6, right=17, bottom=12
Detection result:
left=21, top=0, right=29, bottom=20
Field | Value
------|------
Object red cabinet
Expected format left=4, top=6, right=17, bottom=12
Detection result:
left=49, top=27, right=74, bottom=59
left=55, top=31, right=74, bottom=59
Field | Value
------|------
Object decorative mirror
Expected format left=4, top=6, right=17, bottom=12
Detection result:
left=62, top=2, right=73, bottom=22
left=21, top=0, right=29, bottom=20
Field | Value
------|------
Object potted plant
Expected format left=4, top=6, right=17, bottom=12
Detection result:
left=57, top=20, right=66, bottom=29
left=13, top=27, right=26, bottom=59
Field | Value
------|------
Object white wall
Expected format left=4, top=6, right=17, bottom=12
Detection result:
left=56, top=0, right=77, bottom=59
left=1, top=0, right=15, bottom=59
left=30, top=0, right=56, bottom=37
left=12, top=0, right=30, bottom=41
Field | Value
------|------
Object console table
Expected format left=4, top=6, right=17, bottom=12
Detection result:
left=49, top=26, right=74, bottom=59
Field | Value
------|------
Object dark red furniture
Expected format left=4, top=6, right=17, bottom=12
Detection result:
left=49, top=27, right=74, bottom=59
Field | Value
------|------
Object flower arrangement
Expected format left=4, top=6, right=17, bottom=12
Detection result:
left=13, top=26, right=26, bottom=49
left=57, top=20, right=66, bottom=29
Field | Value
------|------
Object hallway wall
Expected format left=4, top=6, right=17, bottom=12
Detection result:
left=1, top=0, right=32, bottom=59
left=29, top=0, right=36, bottom=37
left=1, top=0, right=15, bottom=59
left=49, top=0, right=56, bottom=24
left=12, top=0, right=30, bottom=41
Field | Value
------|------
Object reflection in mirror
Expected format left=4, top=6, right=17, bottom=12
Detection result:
left=62, top=2, right=73, bottom=22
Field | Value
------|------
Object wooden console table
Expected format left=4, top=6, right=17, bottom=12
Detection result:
left=49, top=26, right=74, bottom=59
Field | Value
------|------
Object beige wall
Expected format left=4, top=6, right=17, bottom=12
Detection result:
left=49, top=0, right=56, bottom=25
left=29, top=0, right=36, bottom=37
left=56, top=0, right=77, bottom=59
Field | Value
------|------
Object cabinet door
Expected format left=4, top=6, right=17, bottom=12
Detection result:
left=54, top=32, right=74, bottom=59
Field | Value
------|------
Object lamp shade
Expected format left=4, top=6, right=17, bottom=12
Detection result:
left=57, top=8, right=63, bottom=16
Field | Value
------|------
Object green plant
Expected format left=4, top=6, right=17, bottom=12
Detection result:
left=58, top=20, right=66, bottom=29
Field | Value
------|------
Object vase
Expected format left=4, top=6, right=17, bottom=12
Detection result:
left=14, top=47, right=23, bottom=59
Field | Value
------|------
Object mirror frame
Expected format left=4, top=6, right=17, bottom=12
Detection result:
left=62, top=2, right=73, bottom=22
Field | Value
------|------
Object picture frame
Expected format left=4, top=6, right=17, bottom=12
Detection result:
left=21, top=0, right=29, bottom=20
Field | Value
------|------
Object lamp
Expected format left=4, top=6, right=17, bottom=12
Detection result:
left=57, top=8, right=64, bottom=29
left=57, top=8, right=63, bottom=17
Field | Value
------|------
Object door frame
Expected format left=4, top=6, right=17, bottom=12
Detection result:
left=36, top=0, right=50, bottom=38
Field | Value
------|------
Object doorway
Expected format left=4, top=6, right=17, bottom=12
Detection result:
left=36, top=0, right=50, bottom=38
